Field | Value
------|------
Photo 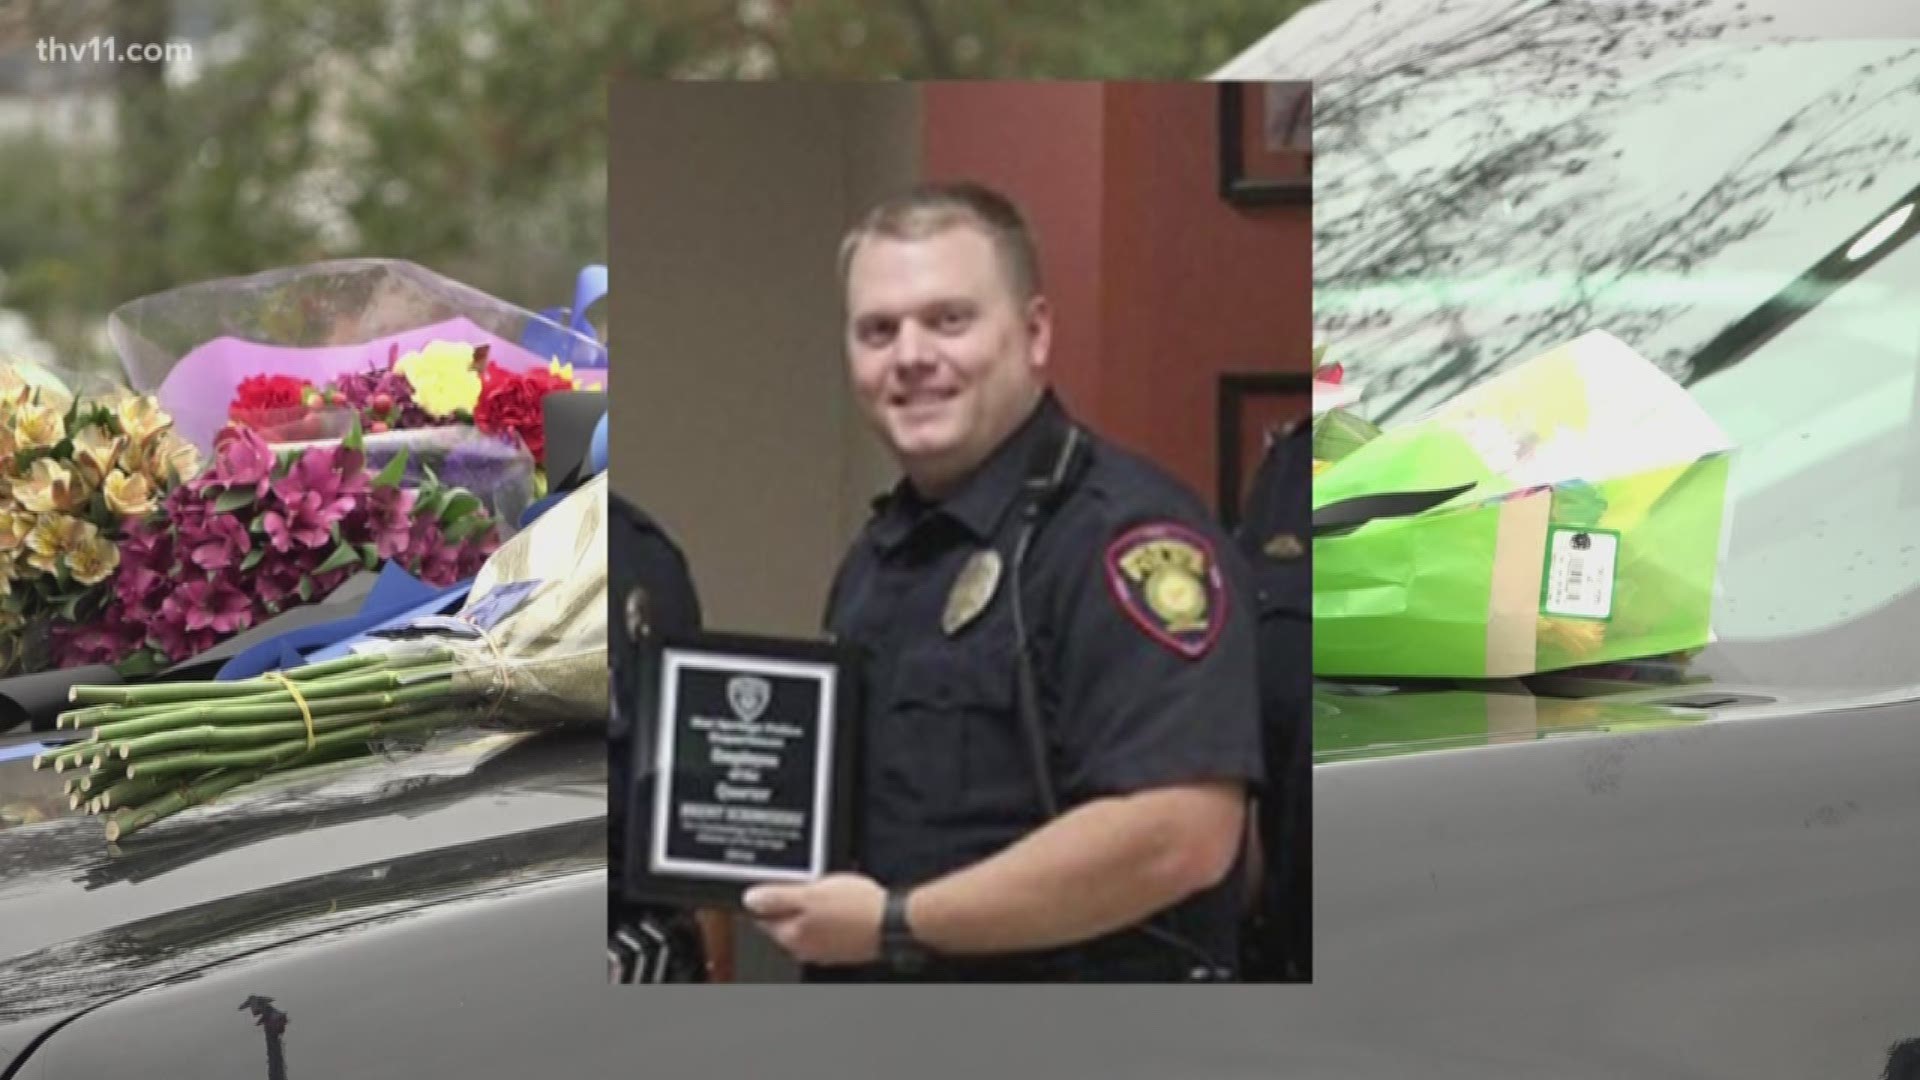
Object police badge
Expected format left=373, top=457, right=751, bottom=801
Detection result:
left=942, top=549, right=1003, bottom=635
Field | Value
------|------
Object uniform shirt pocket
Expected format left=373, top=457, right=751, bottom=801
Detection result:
left=886, top=639, right=1026, bottom=825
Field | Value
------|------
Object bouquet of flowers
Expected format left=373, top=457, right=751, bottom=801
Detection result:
left=36, top=473, right=608, bottom=841
left=62, top=419, right=501, bottom=675
left=229, top=340, right=582, bottom=462
left=0, top=364, right=201, bottom=677
left=1312, top=331, right=1734, bottom=679
left=108, top=259, right=608, bottom=455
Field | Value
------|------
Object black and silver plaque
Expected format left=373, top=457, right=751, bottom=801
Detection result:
left=623, top=631, right=858, bottom=908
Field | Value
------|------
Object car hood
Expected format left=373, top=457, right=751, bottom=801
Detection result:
left=0, top=727, right=604, bottom=1033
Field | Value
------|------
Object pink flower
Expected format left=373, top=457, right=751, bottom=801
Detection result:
left=49, top=616, right=147, bottom=669
left=115, top=522, right=175, bottom=611
left=209, top=424, right=277, bottom=497
left=261, top=491, right=344, bottom=552
left=405, top=518, right=464, bottom=585
left=185, top=514, right=253, bottom=572
left=163, top=578, right=255, bottom=636
left=355, top=485, right=418, bottom=560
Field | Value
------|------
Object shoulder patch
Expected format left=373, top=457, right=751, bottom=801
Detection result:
left=1103, top=522, right=1227, bottom=659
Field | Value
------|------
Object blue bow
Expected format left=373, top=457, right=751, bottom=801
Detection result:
left=525, top=264, right=610, bottom=374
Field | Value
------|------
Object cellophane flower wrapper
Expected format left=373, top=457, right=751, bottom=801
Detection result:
left=270, top=426, right=539, bottom=541
left=1312, top=330, right=1735, bottom=679
left=345, top=471, right=608, bottom=729
left=106, top=259, right=609, bottom=454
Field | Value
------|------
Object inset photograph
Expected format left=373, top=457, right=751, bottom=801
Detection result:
left=608, top=80, right=1312, bottom=983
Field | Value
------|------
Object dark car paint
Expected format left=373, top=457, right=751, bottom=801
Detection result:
left=0, top=729, right=604, bottom=1074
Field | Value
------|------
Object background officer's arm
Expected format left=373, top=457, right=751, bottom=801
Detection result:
left=910, top=516, right=1264, bottom=956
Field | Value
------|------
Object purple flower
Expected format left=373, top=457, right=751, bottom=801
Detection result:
left=114, top=522, right=174, bottom=612
left=352, top=484, right=418, bottom=560
left=405, top=518, right=463, bottom=585
left=163, top=578, right=255, bottom=635
left=333, top=359, right=433, bottom=429
left=185, top=513, right=253, bottom=572
left=256, top=558, right=308, bottom=609
left=49, top=616, right=147, bottom=669
left=260, top=499, right=329, bottom=552
left=209, top=424, right=276, bottom=496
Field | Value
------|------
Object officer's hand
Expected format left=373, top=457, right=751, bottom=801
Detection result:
left=742, top=873, right=885, bottom=966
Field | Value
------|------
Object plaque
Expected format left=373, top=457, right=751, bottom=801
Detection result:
left=621, top=630, right=859, bottom=908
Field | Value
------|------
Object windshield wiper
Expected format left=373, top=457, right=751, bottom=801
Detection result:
left=1686, top=180, right=1920, bottom=383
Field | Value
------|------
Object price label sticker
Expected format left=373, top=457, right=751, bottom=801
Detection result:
left=1542, top=527, right=1618, bottom=621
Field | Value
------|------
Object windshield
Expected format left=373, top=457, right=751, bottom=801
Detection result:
left=1227, top=0, right=1920, bottom=690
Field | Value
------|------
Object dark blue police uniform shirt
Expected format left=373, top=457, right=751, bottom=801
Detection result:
left=822, top=392, right=1265, bottom=979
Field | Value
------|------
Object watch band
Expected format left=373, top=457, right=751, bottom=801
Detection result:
left=880, top=889, right=928, bottom=973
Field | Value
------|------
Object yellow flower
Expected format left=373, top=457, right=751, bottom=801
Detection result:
left=156, top=431, right=201, bottom=484
left=24, top=514, right=92, bottom=575
left=11, top=401, right=66, bottom=453
left=64, top=532, right=120, bottom=586
left=103, top=469, right=157, bottom=516
left=395, top=340, right=483, bottom=418
left=70, top=422, right=127, bottom=483
left=130, top=429, right=200, bottom=486
left=0, top=511, right=30, bottom=553
left=547, top=358, right=578, bottom=387
left=116, top=395, right=171, bottom=445
left=13, top=458, right=82, bottom=514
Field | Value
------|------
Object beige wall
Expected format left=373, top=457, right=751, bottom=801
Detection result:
left=608, top=81, right=917, bottom=638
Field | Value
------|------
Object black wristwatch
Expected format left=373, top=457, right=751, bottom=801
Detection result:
left=879, top=889, right=930, bottom=973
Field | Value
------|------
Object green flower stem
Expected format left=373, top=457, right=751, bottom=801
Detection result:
left=45, top=747, right=92, bottom=773
left=85, top=675, right=461, bottom=743
left=68, top=651, right=413, bottom=707
left=61, top=653, right=456, bottom=728
left=75, top=759, right=125, bottom=793
left=124, top=710, right=453, bottom=781
left=92, top=775, right=169, bottom=813
left=111, top=702, right=422, bottom=760
left=104, top=770, right=270, bottom=843
left=76, top=659, right=459, bottom=724
left=57, top=704, right=124, bottom=730
left=104, top=709, right=464, bottom=839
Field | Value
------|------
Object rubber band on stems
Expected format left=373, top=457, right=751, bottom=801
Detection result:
left=262, top=672, right=317, bottom=751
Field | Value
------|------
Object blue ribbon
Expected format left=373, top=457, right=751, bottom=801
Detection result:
left=216, top=563, right=472, bottom=680
left=525, top=264, right=610, bottom=373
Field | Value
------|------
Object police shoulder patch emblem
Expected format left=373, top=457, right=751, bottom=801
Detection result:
left=1104, top=522, right=1226, bottom=659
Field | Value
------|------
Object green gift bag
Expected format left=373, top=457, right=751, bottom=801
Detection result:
left=1312, top=331, right=1734, bottom=679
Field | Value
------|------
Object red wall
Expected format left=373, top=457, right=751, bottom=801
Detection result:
left=920, top=82, right=1109, bottom=417
left=922, top=81, right=1311, bottom=513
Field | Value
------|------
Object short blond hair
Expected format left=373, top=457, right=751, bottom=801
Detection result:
left=838, top=181, right=1043, bottom=302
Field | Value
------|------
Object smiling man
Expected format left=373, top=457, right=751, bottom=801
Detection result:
left=740, top=182, right=1265, bottom=982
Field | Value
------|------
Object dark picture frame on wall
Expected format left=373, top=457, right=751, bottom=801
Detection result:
left=1219, top=82, right=1312, bottom=207
left=1217, top=371, right=1312, bottom=530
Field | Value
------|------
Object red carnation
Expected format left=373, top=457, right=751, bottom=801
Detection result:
left=230, top=373, right=315, bottom=421
left=473, top=363, right=571, bottom=463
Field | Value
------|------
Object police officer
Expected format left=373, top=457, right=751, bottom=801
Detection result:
left=609, top=490, right=713, bottom=982
left=742, top=182, right=1264, bottom=982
